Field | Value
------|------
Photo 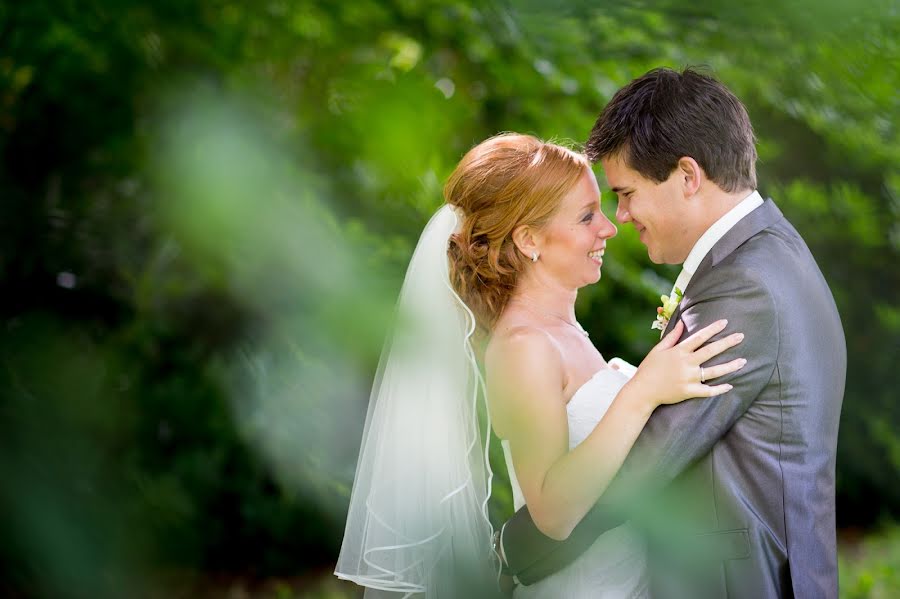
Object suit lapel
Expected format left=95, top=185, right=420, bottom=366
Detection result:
left=692, top=199, right=783, bottom=282
left=663, top=302, right=684, bottom=337
left=663, top=199, right=783, bottom=337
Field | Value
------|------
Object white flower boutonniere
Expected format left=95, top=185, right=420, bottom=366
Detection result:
left=651, top=287, right=683, bottom=337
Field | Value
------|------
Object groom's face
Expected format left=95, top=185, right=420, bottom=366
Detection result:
left=602, top=154, right=694, bottom=265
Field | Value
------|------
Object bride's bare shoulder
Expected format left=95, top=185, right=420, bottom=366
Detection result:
left=485, top=324, right=566, bottom=438
left=486, top=324, right=565, bottom=391
left=488, top=321, right=558, bottom=360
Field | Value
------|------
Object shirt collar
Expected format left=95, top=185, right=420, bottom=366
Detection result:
left=672, top=190, right=764, bottom=294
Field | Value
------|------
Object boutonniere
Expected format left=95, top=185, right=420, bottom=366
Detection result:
left=651, top=287, right=683, bottom=337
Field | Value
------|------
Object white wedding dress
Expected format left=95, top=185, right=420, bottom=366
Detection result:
left=501, top=367, right=650, bottom=598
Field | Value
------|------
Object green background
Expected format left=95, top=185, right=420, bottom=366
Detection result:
left=1, top=1, right=897, bottom=597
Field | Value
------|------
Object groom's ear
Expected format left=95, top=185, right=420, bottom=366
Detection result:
left=512, top=224, right=538, bottom=259
left=676, top=157, right=703, bottom=198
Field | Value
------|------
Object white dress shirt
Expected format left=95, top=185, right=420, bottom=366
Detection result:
left=670, top=190, right=764, bottom=297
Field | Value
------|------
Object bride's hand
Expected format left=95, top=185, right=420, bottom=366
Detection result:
left=629, top=319, right=746, bottom=407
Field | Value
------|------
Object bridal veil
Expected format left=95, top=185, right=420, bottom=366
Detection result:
left=335, top=204, right=497, bottom=597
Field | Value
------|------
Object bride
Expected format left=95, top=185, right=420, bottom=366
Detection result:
left=335, top=133, right=745, bottom=597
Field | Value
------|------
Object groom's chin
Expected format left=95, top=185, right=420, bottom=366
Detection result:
left=645, top=246, right=677, bottom=265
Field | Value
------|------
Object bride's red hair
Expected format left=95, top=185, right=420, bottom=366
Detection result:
left=446, top=133, right=590, bottom=331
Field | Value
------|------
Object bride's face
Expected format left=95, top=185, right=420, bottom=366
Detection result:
left=537, top=169, right=617, bottom=288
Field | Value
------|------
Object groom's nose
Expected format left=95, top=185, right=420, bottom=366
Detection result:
left=615, top=198, right=631, bottom=223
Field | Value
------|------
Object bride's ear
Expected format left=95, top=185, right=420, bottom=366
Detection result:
left=512, top=224, right=539, bottom=261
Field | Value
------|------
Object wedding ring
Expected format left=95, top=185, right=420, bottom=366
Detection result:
left=700, top=366, right=706, bottom=383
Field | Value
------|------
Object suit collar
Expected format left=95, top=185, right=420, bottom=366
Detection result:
left=662, top=199, right=783, bottom=336
left=706, top=199, right=782, bottom=269
left=682, top=191, right=764, bottom=277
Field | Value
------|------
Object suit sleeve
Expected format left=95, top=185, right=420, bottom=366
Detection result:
left=502, top=265, right=779, bottom=584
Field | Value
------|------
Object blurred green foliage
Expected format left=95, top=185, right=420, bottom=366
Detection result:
left=840, top=525, right=900, bottom=599
left=1, top=0, right=897, bottom=596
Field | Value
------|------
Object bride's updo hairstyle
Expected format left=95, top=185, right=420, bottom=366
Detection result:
left=446, top=133, right=590, bottom=330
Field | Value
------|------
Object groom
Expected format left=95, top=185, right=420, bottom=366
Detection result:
left=498, top=68, right=846, bottom=598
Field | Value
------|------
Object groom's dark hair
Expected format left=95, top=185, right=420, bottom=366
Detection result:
left=586, top=67, right=757, bottom=192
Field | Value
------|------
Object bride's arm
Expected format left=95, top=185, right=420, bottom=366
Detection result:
left=488, top=320, right=743, bottom=541
left=488, top=328, right=652, bottom=541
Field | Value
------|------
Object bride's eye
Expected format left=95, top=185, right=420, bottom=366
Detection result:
left=582, top=212, right=594, bottom=223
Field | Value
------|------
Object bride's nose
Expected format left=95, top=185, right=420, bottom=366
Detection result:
left=598, top=212, right=617, bottom=239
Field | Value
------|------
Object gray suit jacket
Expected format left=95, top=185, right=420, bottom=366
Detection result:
left=501, top=200, right=846, bottom=598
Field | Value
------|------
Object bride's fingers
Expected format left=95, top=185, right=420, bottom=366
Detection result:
left=699, top=358, right=747, bottom=381
left=691, top=382, right=735, bottom=397
left=678, top=319, right=728, bottom=352
left=693, top=332, right=745, bottom=364
left=705, top=382, right=735, bottom=396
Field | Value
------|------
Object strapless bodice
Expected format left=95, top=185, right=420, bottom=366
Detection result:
left=501, top=367, right=630, bottom=511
